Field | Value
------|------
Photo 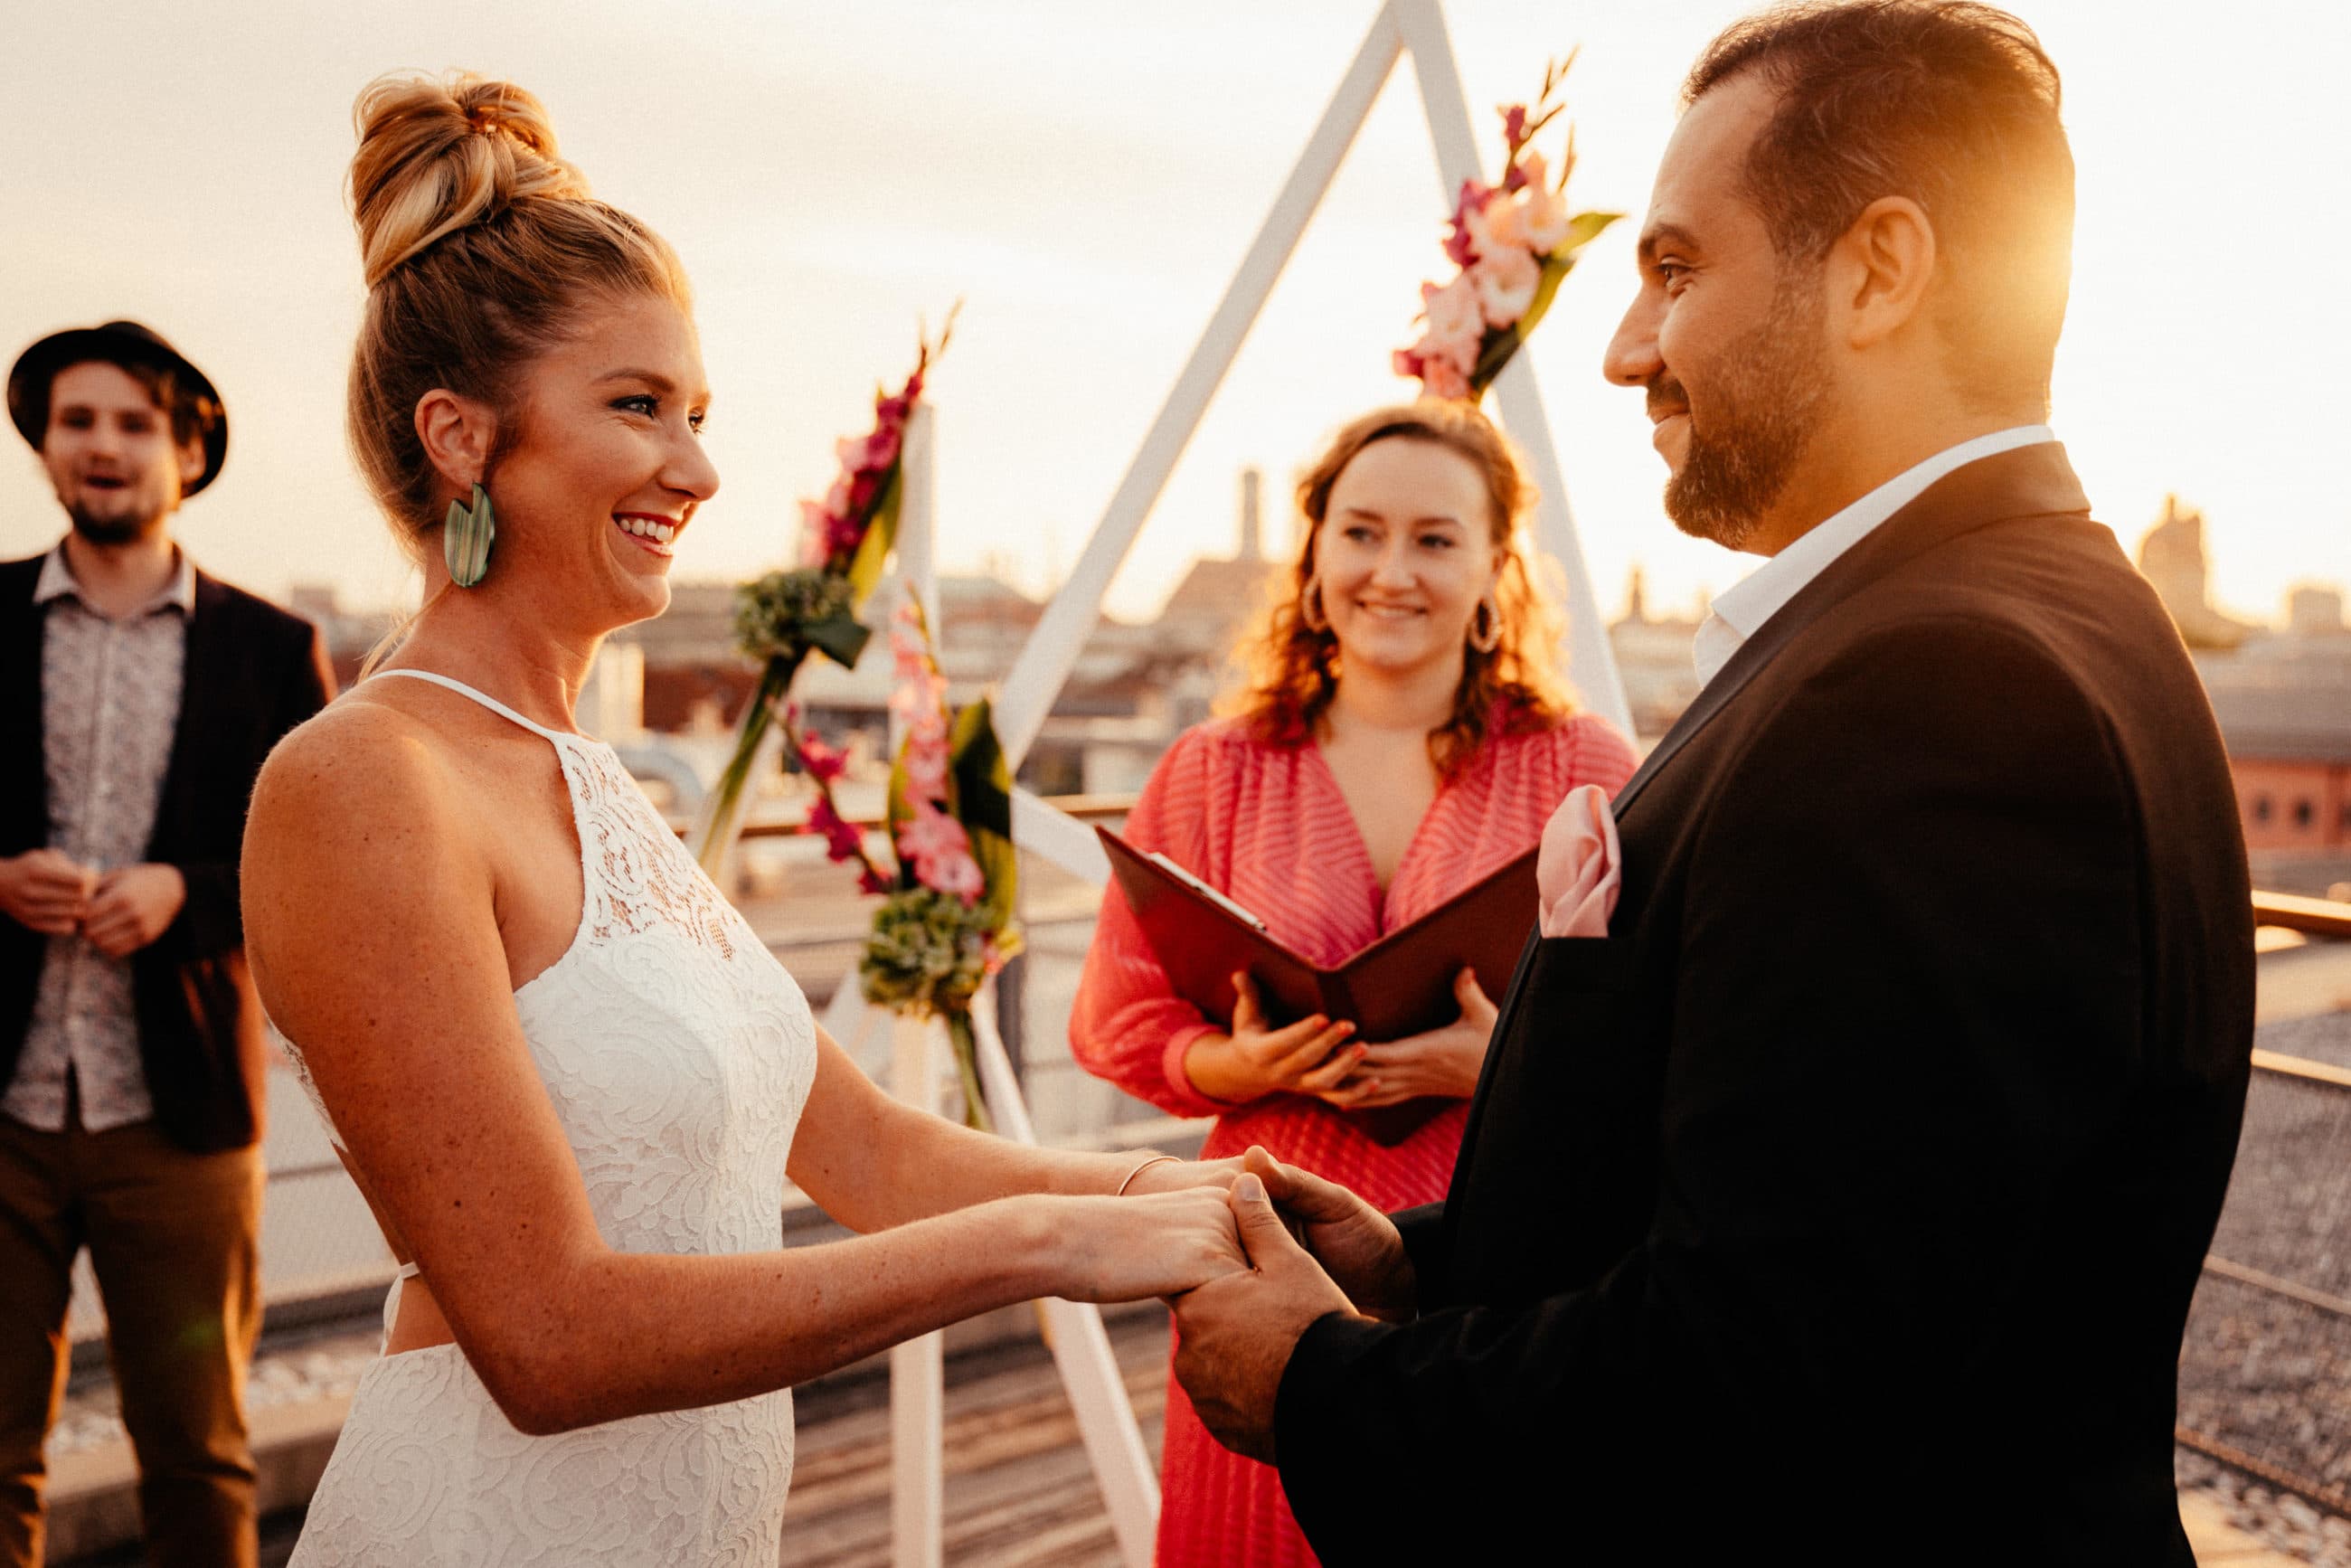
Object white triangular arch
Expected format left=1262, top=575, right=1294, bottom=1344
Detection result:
left=838, top=6, right=1631, bottom=1564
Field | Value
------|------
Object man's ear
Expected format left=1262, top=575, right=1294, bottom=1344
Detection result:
left=175, top=430, right=207, bottom=493
left=414, top=388, right=496, bottom=496
left=1833, top=195, right=1938, bottom=352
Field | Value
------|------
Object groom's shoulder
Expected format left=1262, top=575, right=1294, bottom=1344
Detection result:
left=1755, top=511, right=2212, bottom=784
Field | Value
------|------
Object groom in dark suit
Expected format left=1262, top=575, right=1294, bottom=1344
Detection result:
left=1170, top=4, right=2252, bottom=1563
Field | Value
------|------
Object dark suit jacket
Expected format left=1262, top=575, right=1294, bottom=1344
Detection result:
left=1273, top=446, right=2252, bottom=1564
left=0, top=551, right=335, bottom=1153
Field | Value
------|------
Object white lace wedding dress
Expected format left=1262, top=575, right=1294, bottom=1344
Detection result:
left=276, top=669, right=817, bottom=1566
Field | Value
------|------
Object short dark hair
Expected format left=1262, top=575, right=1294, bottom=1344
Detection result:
left=37, top=354, right=222, bottom=450
left=1685, top=1, right=2075, bottom=410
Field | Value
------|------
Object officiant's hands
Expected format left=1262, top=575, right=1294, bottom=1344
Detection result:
left=1172, top=1173, right=1357, bottom=1463
left=1180, top=973, right=1382, bottom=1109
left=1335, top=967, right=1497, bottom=1106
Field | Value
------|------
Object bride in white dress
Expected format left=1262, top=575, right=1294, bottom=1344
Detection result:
left=240, top=73, right=1250, bottom=1565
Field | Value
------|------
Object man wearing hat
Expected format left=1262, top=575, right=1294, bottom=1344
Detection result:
left=0, top=322, right=334, bottom=1567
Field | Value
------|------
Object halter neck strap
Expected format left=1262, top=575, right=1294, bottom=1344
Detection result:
left=369, top=667, right=575, bottom=743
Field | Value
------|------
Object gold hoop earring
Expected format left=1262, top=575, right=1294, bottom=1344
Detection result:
left=1300, top=578, right=1329, bottom=634
left=1468, top=595, right=1501, bottom=653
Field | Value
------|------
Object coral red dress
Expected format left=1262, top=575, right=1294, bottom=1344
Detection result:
left=1070, top=712, right=1637, bottom=1568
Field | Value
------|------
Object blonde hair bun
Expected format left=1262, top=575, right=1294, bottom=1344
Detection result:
left=351, top=71, right=590, bottom=288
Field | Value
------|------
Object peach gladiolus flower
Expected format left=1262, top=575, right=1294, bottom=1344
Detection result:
left=1516, top=191, right=1572, bottom=255
left=1421, top=276, right=1484, bottom=346
left=1470, top=241, right=1540, bottom=327
left=1417, top=353, right=1472, bottom=401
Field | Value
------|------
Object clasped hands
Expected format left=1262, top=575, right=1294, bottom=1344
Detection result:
left=1128, top=1145, right=1415, bottom=1465
left=1183, top=968, right=1497, bottom=1110
left=0, top=848, right=184, bottom=956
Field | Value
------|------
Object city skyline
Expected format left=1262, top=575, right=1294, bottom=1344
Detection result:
left=5, top=0, right=2345, bottom=632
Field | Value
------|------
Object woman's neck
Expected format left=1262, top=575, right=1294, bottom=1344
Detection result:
left=389, top=589, right=601, bottom=734
left=1324, top=649, right=1462, bottom=740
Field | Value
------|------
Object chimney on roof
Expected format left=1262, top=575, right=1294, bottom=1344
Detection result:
left=1238, top=467, right=1263, bottom=562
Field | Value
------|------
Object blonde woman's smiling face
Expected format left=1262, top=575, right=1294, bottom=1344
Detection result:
left=490, top=292, right=719, bottom=629
left=1314, top=436, right=1499, bottom=679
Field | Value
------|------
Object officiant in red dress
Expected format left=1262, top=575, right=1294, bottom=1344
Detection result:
left=1070, top=400, right=1634, bottom=1568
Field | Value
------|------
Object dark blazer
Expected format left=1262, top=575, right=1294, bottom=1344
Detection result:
left=0, top=551, right=335, bottom=1153
left=1273, top=445, right=2253, bottom=1564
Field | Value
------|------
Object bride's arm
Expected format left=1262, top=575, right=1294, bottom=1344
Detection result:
left=786, top=1029, right=1233, bottom=1233
left=242, top=709, right=1243, bottom=1437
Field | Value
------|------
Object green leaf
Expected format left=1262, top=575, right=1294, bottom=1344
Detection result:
left=802, top=606, right=873, bottom=670
left=947, top=696, right=1020, bottom=931
left=845, top=465, right=903, bottom=609
left=946, top=698, right=1015, bottom=839
left=1560, top=209, right=1622, bottom=256
left=691, top=652, right=801, bottom=877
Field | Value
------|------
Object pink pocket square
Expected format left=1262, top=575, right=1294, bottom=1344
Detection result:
left=1537, top=783, right=1621, bottom=939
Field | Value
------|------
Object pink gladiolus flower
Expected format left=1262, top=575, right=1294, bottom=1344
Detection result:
left=899, top=797, right=971, bottom=864
left=807, top=796, right=867, bottom=864
left=826, top=511, right=865, bottom=561
left=797, top=731, right=848, bottom=783
left=1421, top=276, right=1484, bottom=347
left=1471, top=241, right=1541, bottom=327
left=901, top=740, right=949, bottom=803
left=1502, top=104, right=1528, bottom=150
left=857, top=867, right=892, bottom=896
left=1417, top=353, right=1472, bottom=401
left=920, top=847, right=986, bottom=904
left=1392, top=346, right=1426, bottom=381
left=1444, top=179, right=1489, bottom=268
left=1412, top=324, right=1480, bottom=381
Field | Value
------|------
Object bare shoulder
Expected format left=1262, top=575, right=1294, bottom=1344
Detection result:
left=248, top=694, right=472, bottom=883
left=244, top=694, right=493, bottom=1017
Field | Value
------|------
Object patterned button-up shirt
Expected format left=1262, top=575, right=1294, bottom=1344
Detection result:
left=2, top=543, right=194, bottom=1132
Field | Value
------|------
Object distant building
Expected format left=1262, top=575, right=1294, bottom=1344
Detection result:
left=1607, top=567, right=1704, bottom=742
left=2198, top=584, right=2351, bottom=855
left=2138, top=496, right=2261, bottom=650
left=288, top=584, right=399, bottom=690
left=1154, top=468, right=1282, bottom=674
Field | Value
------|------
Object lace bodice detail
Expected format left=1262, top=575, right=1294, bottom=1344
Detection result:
left=275, top=673, right=816, bottom=1262
left=276, top=669, right=814, bottom=1565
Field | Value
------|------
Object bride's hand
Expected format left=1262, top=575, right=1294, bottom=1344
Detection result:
left=1118, top=1153, right=1245, bottom=1197
left=1046, top=1189, right=1248, bottom=1303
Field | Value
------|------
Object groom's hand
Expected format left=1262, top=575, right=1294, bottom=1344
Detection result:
left=1172, top=1174, right=1354, bottom=1464
left=1241, top=1147, right=1416, bottom=1322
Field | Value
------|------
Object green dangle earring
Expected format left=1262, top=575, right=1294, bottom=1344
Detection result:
left=443, top=483, right=496, bottom=588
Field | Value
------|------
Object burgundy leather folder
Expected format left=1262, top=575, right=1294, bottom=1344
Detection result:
left=1098, top=826, right=1538, bottom=1145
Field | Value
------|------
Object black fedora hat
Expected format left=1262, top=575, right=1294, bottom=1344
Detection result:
left=7, top=320, right=229, bottom=496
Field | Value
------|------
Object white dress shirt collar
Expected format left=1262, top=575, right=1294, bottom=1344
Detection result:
left=1691, top=425, right=2055, bottom=688
left=33, top=540, right=198, bottom=617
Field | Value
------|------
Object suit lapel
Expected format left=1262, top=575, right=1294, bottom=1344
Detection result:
left=0, top=559, right=48, bottom=852
left=152, top=570, right=232, bottom=855
left=1610, top=442, right=2091, bottom=819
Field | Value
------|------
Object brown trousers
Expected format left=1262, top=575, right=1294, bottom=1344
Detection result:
left=0, top=1099, right=261, bottom=1568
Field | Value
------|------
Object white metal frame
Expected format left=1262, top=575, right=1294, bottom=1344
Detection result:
left=833, top=5, right=1633, bottom=1563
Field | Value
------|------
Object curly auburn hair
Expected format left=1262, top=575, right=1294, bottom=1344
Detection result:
left=1223, top=401, right=1577, bottom=777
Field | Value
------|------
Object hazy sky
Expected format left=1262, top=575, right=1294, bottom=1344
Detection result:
left=5, top=0, right=2344, bottom=630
